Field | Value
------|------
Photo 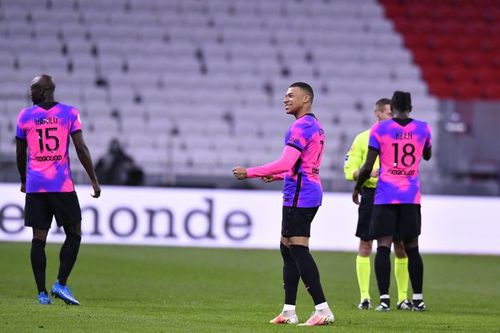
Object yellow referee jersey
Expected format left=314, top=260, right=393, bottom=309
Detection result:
left=343, top=128, right=379, bottom=188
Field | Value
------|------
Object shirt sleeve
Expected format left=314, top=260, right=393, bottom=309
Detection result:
left=368, top=123, right=380, bottom=152
left=424, top=123, right=432, bottom=149
left=285, top=121, right=311, bottom=152
left=15, top=111, right=26, bottom=139
left=344, top=134, right=363, bottom=181
left=70, top=108, right=82, bottom=133
left=246, top=145, right=301, bottom=178
left=272, top=173, right=285, bottom=181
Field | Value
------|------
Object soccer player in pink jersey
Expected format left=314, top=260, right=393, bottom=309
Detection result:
left=16, top=75, right=101, bottom=305
left=233, top=82, right=334, bottom=326
left=352, top=91, right=432, bottom=312
left=344, top=98, right=411, bottom=311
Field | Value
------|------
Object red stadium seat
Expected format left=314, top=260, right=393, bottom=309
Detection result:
left=409, top=46, right=437, bottom=66
left=473, top=67, right=498, bottom=84
left=428, top=80, right=454, bottom=99
left=380, top=0, right=499, bottom=100
left=436, top=51, right=466, bottom=67
left=464, top=53, right=489, bottom=68
left=453, top=83, right=484, bottom=100
left=420, top=63, right=447, bottom=82
left=445, top=66, right=476, bottom=82
left=483, top=84, right=500, bottom=99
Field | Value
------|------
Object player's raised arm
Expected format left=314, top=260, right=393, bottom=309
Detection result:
left=71, top=131, right=101, bottom=198
left=232, top=146, right=301, bottom=181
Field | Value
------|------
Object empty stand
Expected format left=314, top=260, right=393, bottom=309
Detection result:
left=381, top=0, right=500, bottom=100
left=0, top=0, right=441, bottom=191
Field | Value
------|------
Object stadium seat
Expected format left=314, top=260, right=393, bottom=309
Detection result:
left=0, top=0, right=441, bottom=188
left=380, top=0, right=498, bottom=101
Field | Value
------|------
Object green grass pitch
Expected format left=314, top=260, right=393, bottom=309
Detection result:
left=0, top=242, right=499, bottom=332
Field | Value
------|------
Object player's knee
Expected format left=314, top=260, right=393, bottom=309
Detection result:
left=288, top=236, right=309, bottom=247
left=32, top=229, right=49, bottom=242
left=404, top=237, right=418, bottom=250
left=64, top=223, right=82, bottom=237
left=393, top=242, right=407, bottom=258
left=65, top=231, right=82, bottom=243
left=394, top=248, right=407, bottom=258
left=358, top=240, right=373, bottom=256
left=280, top=242, right=294, bottom=262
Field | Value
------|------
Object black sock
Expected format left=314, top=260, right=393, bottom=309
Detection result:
left=280, top=242, right=300, bottom=305
left=289, top=245, right=326, bottom=305
left=375, top=246, right=391, bottom=296
left=57, top=233, right=81, bottom=285
left=406, top=246, right=424, bottom=294
left=31, top=239, right=47, bottom=293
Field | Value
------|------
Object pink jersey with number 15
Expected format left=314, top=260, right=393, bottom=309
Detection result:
left=16, top=103, right=82, bottom=193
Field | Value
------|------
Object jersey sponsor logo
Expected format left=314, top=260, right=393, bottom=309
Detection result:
left=35, top=155, right=63, bottom=162
left=387, top=168, right=415, bottom=176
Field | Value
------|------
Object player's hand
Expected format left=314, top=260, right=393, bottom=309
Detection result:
left=20, top=182, right=26, bottom=193
left=261, top=176, right=274, bottom=183
left=370, top=169, right=379, bottom=178
left=232, top=166, right=247, bottom=180
left=91, top=180, right=101, bottom=198
left=352, top=188, right=361, bottom=205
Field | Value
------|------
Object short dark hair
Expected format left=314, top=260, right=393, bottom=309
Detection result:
left=391, top=91, right=412, bottom=112
left=289, top=82, right=314, bottom=102
left=375, top=98, right=391, bottom=109
left=32, top=74, right=56, bottom=92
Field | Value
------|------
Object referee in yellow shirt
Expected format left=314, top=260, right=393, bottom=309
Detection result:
left=344, top=98, right=412, bottom=310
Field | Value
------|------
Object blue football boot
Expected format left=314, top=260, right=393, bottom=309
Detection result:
left=38, top=291, right=52, bottom=305
left=50, top=281, right=80, bottom=305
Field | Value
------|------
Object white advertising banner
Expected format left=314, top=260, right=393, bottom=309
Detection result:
left=0, top=184, right=498, bottom=255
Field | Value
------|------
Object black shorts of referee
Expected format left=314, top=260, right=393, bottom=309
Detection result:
left=356, top=187, right=376, bottom=241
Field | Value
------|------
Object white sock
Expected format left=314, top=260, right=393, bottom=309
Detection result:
left=413, top=294, right=423, bottom=301
left=283, top=304, right=296, bottom=312
left=315, top=302, right=329, bottom=311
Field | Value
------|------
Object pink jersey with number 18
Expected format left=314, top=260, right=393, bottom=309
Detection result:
left=368, top=118, right=432, bottom=205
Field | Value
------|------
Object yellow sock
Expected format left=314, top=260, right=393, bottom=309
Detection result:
left=394, top=257, right=409, bottom=303
left=356, top=255, right=371, bottom=300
